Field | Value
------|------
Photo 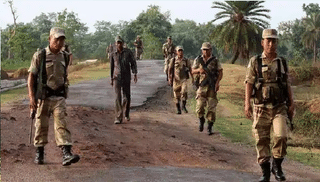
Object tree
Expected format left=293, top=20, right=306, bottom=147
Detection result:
left=54, top=9, right=88, bottom=59
left=211, top=1, right=270, bottom=64
left=131, top=5, right=172, bottom=43
left=301, top=12, right=320, bottom=64
left=303, top=3, right=320, bottom=16
left=4, top=0, right=18, bottom=59
left=141, top=32, right=162, bottom=59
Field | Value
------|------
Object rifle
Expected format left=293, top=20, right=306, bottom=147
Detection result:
left=29, top=109, right=36, bottom=144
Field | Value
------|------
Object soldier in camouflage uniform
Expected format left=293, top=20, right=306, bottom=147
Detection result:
left=162, top=36, right=175, bottom=81
left=110, top=35, right=138, bottom=124
left=192, top=42, right=223, bottom=135
left=28, top=27, right=80, bottom=166
left=245, top=29, right=295, bottom=182
left=168, top=46, right=193, bottom=114
left=134, top=35, right=144, bottom=60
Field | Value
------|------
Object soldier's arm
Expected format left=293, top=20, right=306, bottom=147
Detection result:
left=28, top=73, right=37, bottom=111
left=110, top=53, right=114, bottom=85
left=245, top=83, right=253, bottom=119
left=129, top=50, right=138, bottom=75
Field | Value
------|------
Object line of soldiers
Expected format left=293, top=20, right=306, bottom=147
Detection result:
left=164, top=29, right=294, bottom=182
left=27, top=26, right=293, bottom=182
left=107, top=35, right=143, bottom=61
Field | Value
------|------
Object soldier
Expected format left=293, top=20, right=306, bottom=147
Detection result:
left=245, top=29, right=295, bottom=182
left=168, top=46, right=193, bottom=114
left=62, top=44, right=73, bottom=66
left=133, top=35, right=144, bottom=60
left=110, top=35, right=138, bottom=124
left=192, top=42, right=223, bottom=135
left=162, top=36, right=175, bottom=81
left=28, top=27, right=80, bottom=166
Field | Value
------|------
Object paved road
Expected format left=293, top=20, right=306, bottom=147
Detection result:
left=67, top=60, right=167, bottom=108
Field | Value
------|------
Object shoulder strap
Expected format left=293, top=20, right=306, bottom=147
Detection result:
left=63, top=51, right=69, bottom=83
left=40, top=49, right=47, bottom=84
left=257, top=55, right=262, bottom=79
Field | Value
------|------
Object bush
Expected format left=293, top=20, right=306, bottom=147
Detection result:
left=290, top=65, right=320, bottom=83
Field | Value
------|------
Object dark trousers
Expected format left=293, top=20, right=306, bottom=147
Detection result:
left=114, top=79, right=131, bottom=120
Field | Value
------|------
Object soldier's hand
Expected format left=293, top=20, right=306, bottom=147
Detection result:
left=288, top=103, right=295, bottom=120
left=134, top=74, right=138, bottom=83
left=215, top=82, right=220, bottom=92
left=245, top=104, right=253, bottom=119
left=29, top=97, right=37, bottom=113
left=199, top=68, right=207, bottom=74
left=110, top=79, right=114, bottom=87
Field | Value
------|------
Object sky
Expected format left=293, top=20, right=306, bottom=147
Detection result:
left=0, top=0, right=319, bottom=33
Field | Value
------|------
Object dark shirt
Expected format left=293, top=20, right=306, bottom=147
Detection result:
left=110, top=48, right=137, bottom=81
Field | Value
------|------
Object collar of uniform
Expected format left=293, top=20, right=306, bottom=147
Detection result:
left=202, top=54, right=213, bottom=62
left=261, top=52, right=278, bottom=63
left=46, top=46, right=63, bottom=55
left=175, top=56, right=184, bottom=60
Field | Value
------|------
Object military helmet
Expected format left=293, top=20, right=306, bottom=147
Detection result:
left=201, top=42, right=212, bottom=50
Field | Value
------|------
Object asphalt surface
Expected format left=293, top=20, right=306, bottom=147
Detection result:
left=67, top=60, right=167, bottom=109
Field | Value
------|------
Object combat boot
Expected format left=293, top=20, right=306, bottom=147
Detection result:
left=61, top=145, right=80, bottom=166
left=34, top=146, right=44, bottom=164
left=176, top=102, right=181, bottom=114
left=259, top=161, right=271, bottom=182
left=207, top=122, right=214, bottom=135
left=199, top=117, right=205, bottom=132
left=271, top=158, right=286, bottom=181
left=182, top=100, right=188, bottom=113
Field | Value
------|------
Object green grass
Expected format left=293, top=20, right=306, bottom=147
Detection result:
left=287, top=147, right=320, bottom=169
left=1, top=87, right=28, bottom=105
left=2, top=60, right=31, bottom=71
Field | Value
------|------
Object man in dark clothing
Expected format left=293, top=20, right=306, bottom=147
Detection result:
left=110, top=35, right=138, bottom=124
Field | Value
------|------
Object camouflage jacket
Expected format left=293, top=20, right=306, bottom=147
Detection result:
left=110, top=48, right=137, bottom=81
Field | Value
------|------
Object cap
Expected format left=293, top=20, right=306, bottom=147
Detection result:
left=262, top=29, right=278, bottom=39
left=201, top=42, right=212, bottom=50
left=50, top=27, right=65, bottom=38
left=175, top=46, right=183, bottom=51
left=115, top=35, right=123, bottom=43
left=137, top=35, right=141, bottom=38
left=167, top=36, right=172, bottom=39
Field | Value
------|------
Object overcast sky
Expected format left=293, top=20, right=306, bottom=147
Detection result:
left=0, top=0, right=318, bottom=33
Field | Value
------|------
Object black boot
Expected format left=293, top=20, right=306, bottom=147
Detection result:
left=199, top=117, right=205, bottom=132
left=61, top=145, right=80, bottom=166
left=259, top=162, right=271, bottom=182
left=176, top=102, right=181, bottom=114
left=34, top=147, right=44, bottom=164
left=182, top=100, right=188, bottom=113
left=272, top=158, right=286, bottom=181
left=207, top=122, right=214, bottom=135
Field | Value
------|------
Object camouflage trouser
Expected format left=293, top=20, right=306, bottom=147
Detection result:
left=252, top=104, right=289, bottom=164
left=34, top=96, right=72, bottom=147
left=135, top=48, right=143, bottom=60
left=173, top=79, right=188, bottom=103
left=196, top=85, right=218, bottom=123
left=114, top=79, right=131, bottom=121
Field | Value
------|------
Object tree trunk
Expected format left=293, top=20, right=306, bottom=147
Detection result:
left=314, top=41, right=317, bottom=64
left=231, top=51, right=240, bottom=64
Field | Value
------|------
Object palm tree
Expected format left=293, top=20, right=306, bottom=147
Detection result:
left=301, top=12, right=320, bottom=64
left=211, top=1, right=270, bottom=64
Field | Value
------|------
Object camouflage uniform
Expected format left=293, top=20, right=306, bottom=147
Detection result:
left=168, top=55, right=191, bottom=104
left=134, top=37, right=143, bottom=60
left=192, top=55, right=222, bottom=123
left=29, top=46, right=72, bottom=147
left=246, top=52, right=290, bottom=164
left=162, top=38, right=175, bottom=76
left=110, top=36, right=137, bottom=122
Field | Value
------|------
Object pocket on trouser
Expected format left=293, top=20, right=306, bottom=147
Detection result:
left=53, top=99, right=72, bottom=146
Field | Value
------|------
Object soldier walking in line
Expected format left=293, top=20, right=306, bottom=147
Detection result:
left=162, top=36, right=175, bottom=81
left=168, top=46, right=193, bottom=114
left=245, top=29, right=295, bottom=182
left=110, top=35, right=138, bottom=124
left=192, top=42, right=223, bottom=135
left=28, top=27, right=80, bottom=166
left=133, top=35, right=144, bottom=60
